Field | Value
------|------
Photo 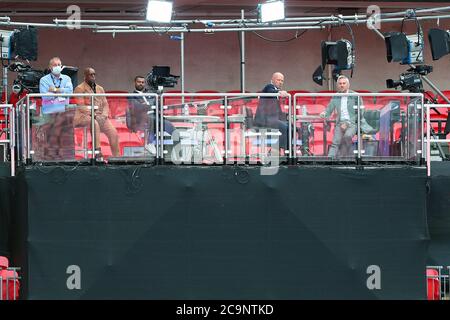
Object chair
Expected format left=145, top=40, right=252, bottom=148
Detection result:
left=74, top=127, right=89, bottom=159
left=195, top=90, right=220, bottom=99
left=424, top=90, right=437, bottom=103
left=109, top=119, right=130, bottom=134
left=430, top=108, right=448, bottom=135
left=289, top=90, right=314, bottom=105
left=315, top=90, right=336, bottom=107
left=106, top=91, right=129, bottom=119
left=436, top=90, right=450, bottom=104
left=243, top=107, right=282, bottom=160
left=246, top=128, right=281, bottom=161
left=361, top=109, right=381, bottom=156
left=0, top=256, right=8, bottom=269
left=0, top=257, right=19, bottom=300
left=163, top=90, right=191, bottom=115
left=427, top=268, right=441, bottom=300
left=1, top=269, right=20, bottom=300
left=74, top=127, right=115, bottom=159
left=355, top=90, right=375, bottom=105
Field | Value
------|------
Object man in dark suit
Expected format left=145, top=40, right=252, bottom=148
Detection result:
left=320, top=75, right=374, bottom=157
left=254, top=72, right=290, bottom=150
left=127, top=76, right=175, bottom=155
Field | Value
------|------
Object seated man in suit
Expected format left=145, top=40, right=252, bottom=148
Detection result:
left=320, top=75, right=374, bottom=157
left=73, top=67, right=120, bottom=157
left=254, top=72, right=290, bottom=150
left=127, top=75, right=175, bottom=155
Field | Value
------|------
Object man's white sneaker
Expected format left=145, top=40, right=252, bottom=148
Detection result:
left=144, top=143, right=157, bottom=155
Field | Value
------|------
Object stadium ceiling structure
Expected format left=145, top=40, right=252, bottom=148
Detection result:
left=0, top=1, right=449, bottom=99
left=0, top=1, right=446, bottom=33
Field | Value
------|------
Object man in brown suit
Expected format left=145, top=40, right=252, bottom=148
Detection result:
left=73, top=67, right=120, bottom=157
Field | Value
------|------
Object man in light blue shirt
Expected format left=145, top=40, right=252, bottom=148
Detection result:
left=37, top=57, right=75, bottom=160
left=39, top=56, right=73, bottom=114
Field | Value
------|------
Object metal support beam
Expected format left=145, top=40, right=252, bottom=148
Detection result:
left=240, top=9, right=245, bottom=93
left=181, top=32, right=185, bottom=103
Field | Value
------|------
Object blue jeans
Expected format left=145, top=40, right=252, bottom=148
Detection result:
left=148, top=117, right=175, bottom=143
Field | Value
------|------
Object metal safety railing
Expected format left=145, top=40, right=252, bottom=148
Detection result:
left=17, top=92, right=159, bottom=163
left=293, top=92, right=424, bottom=162
left=425, top=104, right=450, bottom=176
left=6, top=91, right=431, bottom=169
left=159, top=92, right=290, bottom=165
left=0, top=104, right=16, bottom=176
left=16, top=92, right=288, bottom=165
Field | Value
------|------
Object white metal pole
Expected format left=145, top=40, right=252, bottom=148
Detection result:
left=181, top=32, right=185, bottom=104
left=240, top=10, right=245, bottom=93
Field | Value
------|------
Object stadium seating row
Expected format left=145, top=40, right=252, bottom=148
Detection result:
left=0, top=256, right=20, bottom=300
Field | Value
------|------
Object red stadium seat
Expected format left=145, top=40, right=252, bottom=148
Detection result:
left=194, top=91, right=221, bottom=116
left=227, top=90, right=252, bottom=110
left=299, top=104, right=324, bottom=115
left=1, top=269, right=20, bottom=300
left=363, top=103, right=383, bottom=111
left=0, top=257, right=20, bottom=300
left=243, top=98, right=260, bottom=117
left=162, top=90, right=191, bottom=115
left=195, top=90, right=220, bottom=100
left=429, top=108, right=447, bottom=134
left=163, top=90, right=190, bottom=105
left=119, top=131, right=142, bottom=144
left=289, top=90, right=315, bottom=105
left=206, top=103, right=224, bottom=117
left=427, top=268, right=441, bottom=300
left=355, top=90, right=375, bottom=105
left=0, top=256, right=8, bottom=269
left=315, top=90, right=336, bottom=107
left=74, top=127, right=116, bottom=159
left=424, top=90, right=436, bottom=103
left=436, top=90, right=450, bottom=104
left=109, top=119, right=130, bottom=134
left=106, top=91, right=129, bottom=119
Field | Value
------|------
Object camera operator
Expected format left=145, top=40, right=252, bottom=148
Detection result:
left=127, top=75, right=175, bottom=155
left=38, top=56, right=74, bottom=160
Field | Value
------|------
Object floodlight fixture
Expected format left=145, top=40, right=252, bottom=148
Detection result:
left=146, top=0, right=173, bottom=23
left=257, top=1, right=285, bottom=23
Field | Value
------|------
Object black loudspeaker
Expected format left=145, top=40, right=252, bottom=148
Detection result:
left=321, top=40, right=352, bottom=70
left=11, top=27, right=38, bottom=61
left=321, top=41, right=334, bottom=68
left=312, top=65, right=324, bottom=86
left=429, top=28, right=450, bottom=61
left=385, top=32, right=408, bottom=63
